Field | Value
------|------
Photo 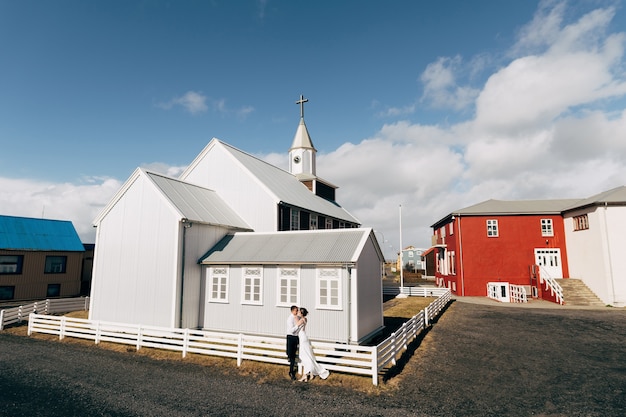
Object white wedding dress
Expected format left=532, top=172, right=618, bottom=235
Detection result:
left=298, top=320, right=330, bottom=379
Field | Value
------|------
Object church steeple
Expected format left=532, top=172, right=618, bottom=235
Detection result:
left=289, top=95, right=316, bottom=177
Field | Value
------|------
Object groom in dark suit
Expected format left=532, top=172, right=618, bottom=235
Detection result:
left=286, top=305, right=300, bottom=380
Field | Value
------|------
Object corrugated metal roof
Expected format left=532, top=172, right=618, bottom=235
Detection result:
left=454, top=199, right=581, bottom=215
left=200, top=228, right=372, bottom=264
left=431, top=198, right=582, bottom=228
left=563, top=185, right=626, bottom=211
left=218, top=141, right=360, bottom=224
left=0, top=215, right=84, bottom=251
left=145, top=170, right=251, bottom=230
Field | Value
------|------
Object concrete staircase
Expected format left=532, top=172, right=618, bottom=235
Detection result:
left=556, top=279, right=605, bottom=307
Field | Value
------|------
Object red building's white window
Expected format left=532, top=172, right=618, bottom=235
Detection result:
left=541, top=219, right=554, bottom=236
left=486, top=219, right=499, bottom=237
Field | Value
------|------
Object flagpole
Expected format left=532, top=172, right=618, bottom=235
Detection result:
left=397, top=204, right=407, bottom=298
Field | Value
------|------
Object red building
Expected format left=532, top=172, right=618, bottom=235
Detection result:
left=430, top=199, right=580, bottom=300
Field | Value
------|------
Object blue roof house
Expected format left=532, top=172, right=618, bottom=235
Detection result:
left=0, top=215, right=85, bottom=301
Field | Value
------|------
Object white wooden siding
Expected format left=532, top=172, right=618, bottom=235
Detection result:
left=565, top=205, right=626, bottom=307
left=353, top=235, right=384, bottom=343
left=181, top=144, right=278, bottom=231
left=179, top=224, right=232, bottom=329
left=203, top=265, right=351, bottom=343
left=90, top=174, right=180, bottom=327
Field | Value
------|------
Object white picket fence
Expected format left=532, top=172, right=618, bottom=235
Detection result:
left=28, top=289, right=451, bottom=386
left=0, top=297, right=89, bottom=330
left=383, top=286, right=451, bottom=298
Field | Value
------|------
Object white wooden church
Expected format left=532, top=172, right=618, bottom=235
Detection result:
left=89, top=97, right=385, bottom=345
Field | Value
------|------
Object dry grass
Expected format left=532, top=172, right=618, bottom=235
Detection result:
left=4, top=297, right=436, bottom=394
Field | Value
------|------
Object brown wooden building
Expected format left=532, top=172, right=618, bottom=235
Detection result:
left=0, top=215, right=85, bottom=302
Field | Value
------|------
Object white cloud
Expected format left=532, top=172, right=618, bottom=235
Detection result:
left=157, top=91, right=208, bottom=114
left=420, top=56, right=480, bottom=110
left=475, top=4, right=626, bottom=133
left=140, top=162, right=187, bottom=178
left=0, top=176, right=121, bottom=243
left=157, top=92, right=255, bottom=119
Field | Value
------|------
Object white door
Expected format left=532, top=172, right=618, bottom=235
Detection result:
left=488, top=282, right=509, bottom=302
left=534, top=248, right=563, bottom=279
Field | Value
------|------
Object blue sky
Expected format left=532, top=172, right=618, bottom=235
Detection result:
left=2, top=0, right=626, bottom=257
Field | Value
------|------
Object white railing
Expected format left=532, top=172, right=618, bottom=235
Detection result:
left=28, top=290, right=451, bottom=386
left=486, top=283, right=528, bottom=303
left=383, top=286, right=450, bottom=297
left=539, top=268, right=564, bottom=305
left=509, top=285, right=528, bottom=303
left=0, top=297, right=89, bottom=330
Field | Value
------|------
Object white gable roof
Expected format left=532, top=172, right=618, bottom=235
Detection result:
left=182, top=139, right=360, bottom=224
left=94, top=168, right=251, bottom=230
left=200, top=228, right=378, bottom=264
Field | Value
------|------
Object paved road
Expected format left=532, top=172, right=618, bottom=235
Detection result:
left=1, top=300, right=625, bottom=416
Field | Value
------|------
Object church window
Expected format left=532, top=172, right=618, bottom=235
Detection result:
left=242, top=266, right=263, bottom=305
left=317, top=268, right=342, bottom=310
left=208, top=266, right=229, bottom=303
left=291, top=209, right=300, bottom=230
left=277, top=267, right=300, bottom=306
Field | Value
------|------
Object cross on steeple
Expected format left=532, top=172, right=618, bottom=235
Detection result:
left=296, top=94, right=308, bottom=118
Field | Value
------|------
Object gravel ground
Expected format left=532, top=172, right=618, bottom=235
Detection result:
left=1, top=300, right=625, bottom=417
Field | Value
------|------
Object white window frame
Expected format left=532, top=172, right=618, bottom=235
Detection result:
left=316, top=267, right=342, bottom=310
left=487, top=219, right=499, bottom=237
left=208, top=266, right=229, bottom=303
left=325, top=218, right=332, bottom=229
left=310, top=214, right=318, bottom=230
left=277, top=266, right=300, bottom=307
left=541, top=219, right=554, bottom=237
left=449, top=251, right=456, bottom=275
left=241, top=266, right=263, bottom=305
left=573, top=214, right=589, bottom=231
left=290, top=209, right=300, bottom=230
left=449, top=222, right=454, bottom=235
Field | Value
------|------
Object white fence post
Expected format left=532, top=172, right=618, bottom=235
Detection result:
left=237, top=334, right=243, bottom=367
left=424, top=306, right=429, bottom=327
left=95, top=321, right=101, bottom=344
left=136, top=325, right=143, bottom=351
left=0, top=310, right=4, bottom=331
left=60, top=317, right=66, bottom=340
left=182, top=328, right=189, bottom=359
left=27, top=313, right=33, bottom=335
left=372, top=348, right=378, bottom=386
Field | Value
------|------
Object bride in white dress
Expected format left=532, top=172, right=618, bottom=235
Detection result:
left=296, top=308, right=330, bottom=382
